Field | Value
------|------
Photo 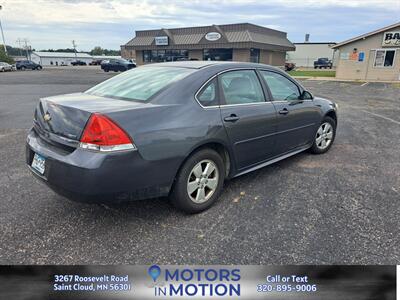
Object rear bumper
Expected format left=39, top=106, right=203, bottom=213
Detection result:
left=26, top=129, right=179, bottom=202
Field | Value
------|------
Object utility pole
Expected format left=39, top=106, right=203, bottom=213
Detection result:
left=0, top=5, right=8, bottom=54
left=72, top=40, right=77, bottom=58
left=23, top=38, right=30, bottom=60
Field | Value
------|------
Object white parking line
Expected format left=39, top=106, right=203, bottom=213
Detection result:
left=317, top=81, right=325, bottom=85
left=361, top=82, right=369, bottom=87
left=361, top=109, right=400, bottom=125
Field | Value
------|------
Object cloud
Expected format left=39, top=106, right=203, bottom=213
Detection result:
left=0, top=0, right=398, bottom=50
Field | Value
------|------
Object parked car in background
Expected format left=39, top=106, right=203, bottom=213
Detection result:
left=89, top=59, right=103, bottom=66
left=285, top=62, right=296, bottom=71
left=314, top=58, right=333, bottom=69
left=26, top=61, right=338, bottom=213
left=101, top=59, right=136, bottom=72
left=0, top=62, right=14, bottom=72
left=16, top=60, right=42, bottom=70
left=71, top=60, right=87, bottom=66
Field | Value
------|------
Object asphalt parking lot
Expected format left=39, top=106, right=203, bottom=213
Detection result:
left=0, top=68, right=399, bottom=264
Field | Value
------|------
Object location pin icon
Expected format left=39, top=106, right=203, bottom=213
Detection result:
left=148, top=265, right=161, bottom=282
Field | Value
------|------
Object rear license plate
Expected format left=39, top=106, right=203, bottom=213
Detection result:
left=31, top=153, right=46, bottom=174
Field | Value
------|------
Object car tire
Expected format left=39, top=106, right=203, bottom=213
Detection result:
left=104, top=68, right=109, bottom=72
left=21, top=66, right=26, bottom=71
left=37, top=66, right=42, bottom=70
left=310, top=116, right=336, bottom=154
left=170, top=148, right=225, bottom=213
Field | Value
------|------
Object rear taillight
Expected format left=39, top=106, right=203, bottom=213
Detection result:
left=79, top=113, right=136, bottom=152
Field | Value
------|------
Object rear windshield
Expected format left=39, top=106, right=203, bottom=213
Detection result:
left=85, top=66, right=194, bottom=102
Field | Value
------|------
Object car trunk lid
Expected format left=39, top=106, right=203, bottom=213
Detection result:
left=34, top=92, right=154, bottom=145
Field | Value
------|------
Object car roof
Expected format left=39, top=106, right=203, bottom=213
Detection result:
left=142, top=60, right=279, bottom=71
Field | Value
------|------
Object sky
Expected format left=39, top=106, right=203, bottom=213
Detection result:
left=0, top=0, right=399, bottom=51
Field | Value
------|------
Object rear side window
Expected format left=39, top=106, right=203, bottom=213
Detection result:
left=197, top=78, right=218, bottom=107
left=260, top=71, right=300, bottom=101
left=219, top=70, right=264, bottom=105
left=85, top=66, right=194, bottom=102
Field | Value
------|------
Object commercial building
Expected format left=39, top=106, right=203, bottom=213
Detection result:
left=332, top=22, right=400, bottom=81
left=121, top=23, right=295, bottom=66
left=287, top=42, right=338, bottom=68
left=30, top=51, right=93, bottom=66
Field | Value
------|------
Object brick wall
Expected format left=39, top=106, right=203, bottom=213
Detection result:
left=135, top=50, right=144, bottom=65
left=232, top=49, right=250, bottom=62
left=260, top=50, right=272, bottom=64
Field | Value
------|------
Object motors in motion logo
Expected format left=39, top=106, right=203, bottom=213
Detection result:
left=147, top=265, right=241, bottom=297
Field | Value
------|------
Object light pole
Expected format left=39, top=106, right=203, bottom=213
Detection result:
left=0, top=5, right=8, bottom=55
left=72, top=40, right=77, bottom=58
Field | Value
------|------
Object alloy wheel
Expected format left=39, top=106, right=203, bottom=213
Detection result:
left=187, top=159, right=219, bottom=204
left=315, top=122, right=333, bottom=150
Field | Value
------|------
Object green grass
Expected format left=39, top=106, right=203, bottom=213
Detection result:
left=392, top=83, right=400, bottom=88
left=287, top=70, right=336, bottom=77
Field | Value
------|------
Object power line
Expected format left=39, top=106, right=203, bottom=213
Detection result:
left=16, top=38, right=23, bottom=56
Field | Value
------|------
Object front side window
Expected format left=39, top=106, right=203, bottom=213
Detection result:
left=260, top=71, right=300, bottom=101
left=197, top=78, right=218, bottom=107
left=374, top=50, right=396, bottom=67
left=219, top=70, right=265, bottom=105
left=86, top=67, right=194, bottom=102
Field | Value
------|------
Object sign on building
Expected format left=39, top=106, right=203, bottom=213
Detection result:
left=382, top=31, right=400, bottom=47
left=205, top=32, right=222, bottom=41
left=155, top=36, right=168, bottom=46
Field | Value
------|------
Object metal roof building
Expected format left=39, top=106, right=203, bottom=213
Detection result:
left=332, top=22, right=400, bottom=81
left=286, top=42, right=338, bottom=68
left=31, top=51, right=93, bottom=66
left=121, top=23, right=295, bottom=66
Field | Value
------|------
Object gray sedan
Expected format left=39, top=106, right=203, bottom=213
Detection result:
left=0, top=62, right=14, bottom=72
left=26, top=61, right=338, bottom=213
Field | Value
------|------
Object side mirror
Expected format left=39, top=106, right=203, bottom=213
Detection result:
left=299, top=90, right=313, bottom=100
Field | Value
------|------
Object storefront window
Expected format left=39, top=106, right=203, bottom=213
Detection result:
left=143, top=50, right=151, bottom=62
left=203, top=49, right=233, bottom=61
left=374, top=49, right=396, bottom=67
left=250, top=48, right=260, bottom=63
left=143, top=50, right=189, bottom=63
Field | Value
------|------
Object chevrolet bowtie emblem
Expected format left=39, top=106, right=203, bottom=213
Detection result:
left=43, top=113, right=51, bottom=122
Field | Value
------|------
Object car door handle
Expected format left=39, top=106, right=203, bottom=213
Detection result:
left=224, top=114, right=240, bottom=122
left=279, top=108, right=289, bottom=115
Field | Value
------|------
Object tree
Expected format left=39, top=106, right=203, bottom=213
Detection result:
left=90, top=46, right=120, bottom=56
left=0, top=46, right=15, bottom=64
left=90, top=46, right=103, bottom=56
left=40, top=48, right=76, bottom=53
left=103, top=49, right=121, bottom=56
left=0, top=45, right=24, bottom=57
